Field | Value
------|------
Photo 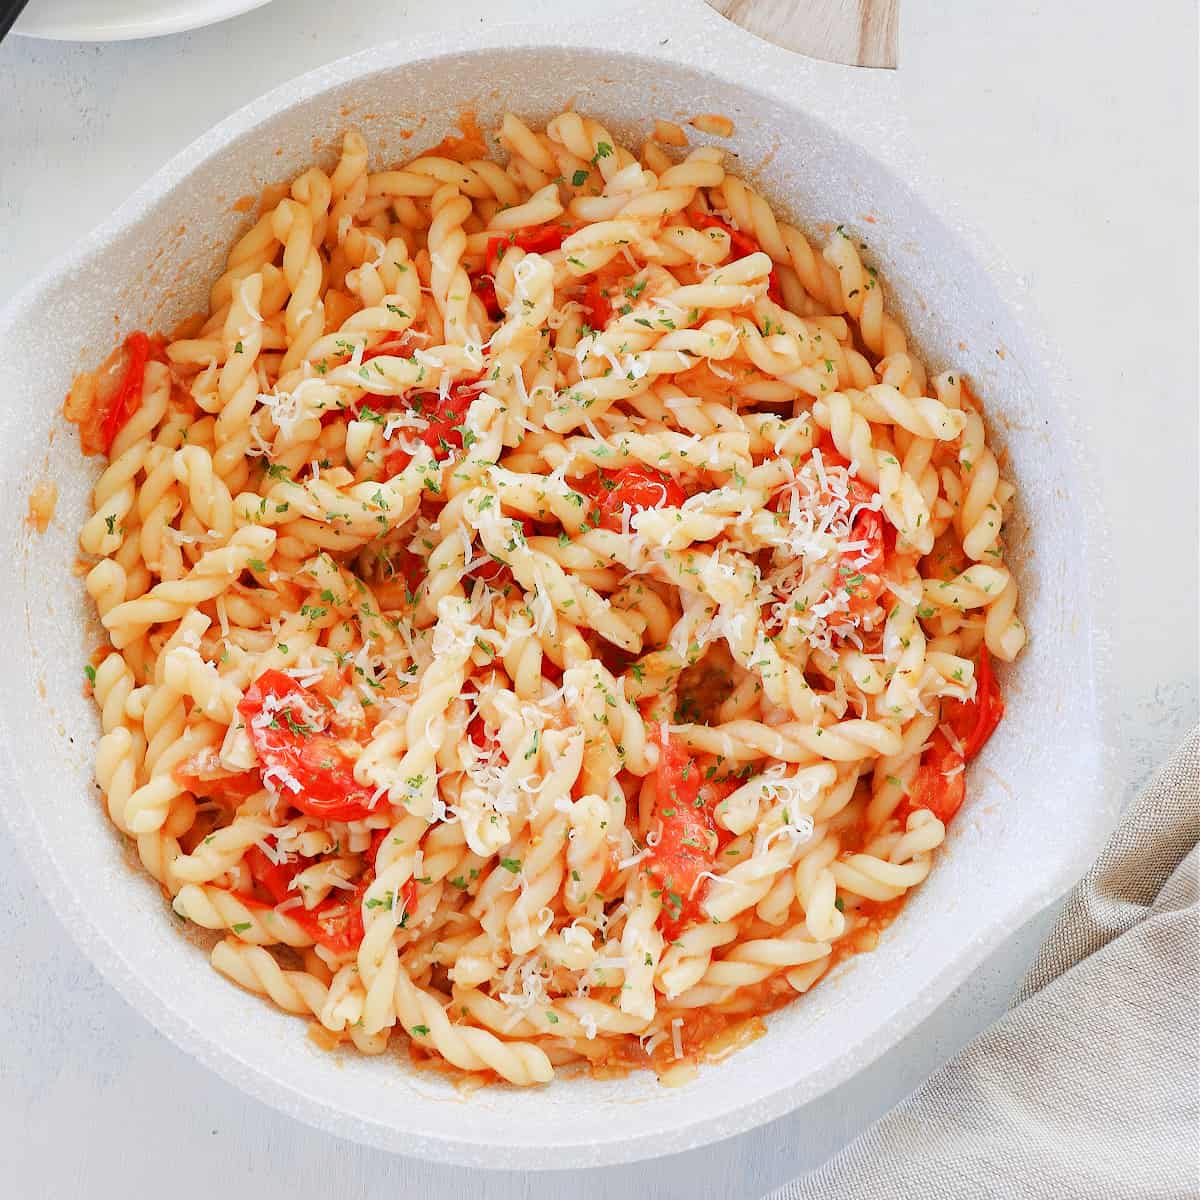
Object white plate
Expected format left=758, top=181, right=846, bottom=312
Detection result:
left=0, top=5, right=1116, bottom=1170
left=13, top=0, right=271, bottom=40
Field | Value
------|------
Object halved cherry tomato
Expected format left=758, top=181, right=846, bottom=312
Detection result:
left=945, top=646, right=1004, bottom=762
left=381, top=376, right=489, bottom=475
left=287, top=884, right=368, bottom=954
left=645, top=725, right=717, bottom=938
left=315, top=334, right=427, bottom=427
left=385, top=545, right=427, bottom=597
left=238, top=669, right=376, bottom=822
left=484, top=224, right=570, bottom=276
left=898, top=653, right=1004, bottom=827
left=586, top=466, right=687, bottom=533
left=841, top=504, right=888, bottom=620
left=692, top=212, right=783, bottom=304
left=354, top=332, right=435, bottom=419
left=246, top=842, right=302, bottom=905
left=771, top=452, right=890, bottom=626
left=69, top=331, right=167, bottom=455
left=900, top=726, right=966, bottom=825
left=469, top=557, right=508, bottom=585
left=99, top=331, right=152, bottom=453
left=286, top=872, right=416, bottom=954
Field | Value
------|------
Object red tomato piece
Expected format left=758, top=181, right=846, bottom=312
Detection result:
left=692, top=212, right=783, bottom=304
left=580, top=278, right=612, bottom=331
left=945, top=646, right=1005, bottom=762
left=900, top=727, right=966, bottom=825
left=645, top=726, right=717, bottom=938
left=99, top=331, right=152, bottom=453
left=466, top=557, right=509, bottom=585
left=471, top=273, right=503, bottom=320
left=485, top=224, right=570, bottom=276
left=588, top=466, right=686, bottom=533
left=771, top=451, right=890, bottom=629
left=286, top=872, right=416, bottom=954
left=810, top=427, right=850, bottom=469
left=331, top=333, right=431, bottom=422
left=385, top=545, right=427, bottom=597
left=315, top=334, right=425, bottom=426
left=841, top=504, right=888, bottom=620
left=467, top=712, right=492, bottom=748
left=484, top=234, right=508, bottom=277
left=238, top=669, right=376, bottom=822
left=287, top=884, right=368, bottom=955
left=245, top=842, right=302, bottom=905
left=381, top=375, right=487, bottom=475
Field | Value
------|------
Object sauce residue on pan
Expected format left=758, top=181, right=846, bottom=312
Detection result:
left=27, top=478, right=57, bottom=533
left=424, top=108, right=488, bottom=162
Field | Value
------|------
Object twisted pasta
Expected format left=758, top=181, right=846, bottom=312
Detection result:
left=68, top=109, right=1025, bottom=1086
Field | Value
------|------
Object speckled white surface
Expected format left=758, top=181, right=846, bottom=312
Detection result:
left=0, top=0, right=1195, bottom=1195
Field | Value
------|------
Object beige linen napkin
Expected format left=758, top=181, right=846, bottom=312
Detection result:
left=767, top=729, right=1200, bottom=1200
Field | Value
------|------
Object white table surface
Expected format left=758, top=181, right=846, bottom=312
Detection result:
left=1, top=1, right=1195, bottom=1196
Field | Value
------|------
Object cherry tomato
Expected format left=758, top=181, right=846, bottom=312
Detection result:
left=286, top=873, right=417, bottom=954
left=94, top=331, right=158, bottom=454
left=381, top=376, right=488, bottom=475
left=645, top=725, right=717, bottom=938
left=245, top=842, right=302, bottom=905
left=484, top=224, right=570, bottom=276
left=316, top=333, right=427, bottom=428
left=945, top=646, right=1005, bottom=762
left=467, top=712, right=492, bottom=748
left=238, top=669, right=376, bottom=822
left=841, top=504, right=888, bottom=621
left=588, top=466, right=686, bottom=532
left=384, top=545, right=427, bottom=597
left=286, top=883, right=368, bottom=954
left=899, top=727, right=965, bottom=825
left=771, top=448, right=892, bottom=629
left=898, top=652, right=1006, bottom=829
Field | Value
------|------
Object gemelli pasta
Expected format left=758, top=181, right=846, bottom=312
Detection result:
left=67, top=110, right=1025, bottom=1086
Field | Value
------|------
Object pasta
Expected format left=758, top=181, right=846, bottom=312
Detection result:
left=66, top=110, right=1026, bottom=1086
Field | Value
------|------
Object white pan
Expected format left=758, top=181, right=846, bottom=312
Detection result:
left=0, top=4, right=1115, bottom=1169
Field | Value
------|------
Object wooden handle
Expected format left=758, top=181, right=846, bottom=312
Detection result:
left=705, top=0, right=898, bottom=69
